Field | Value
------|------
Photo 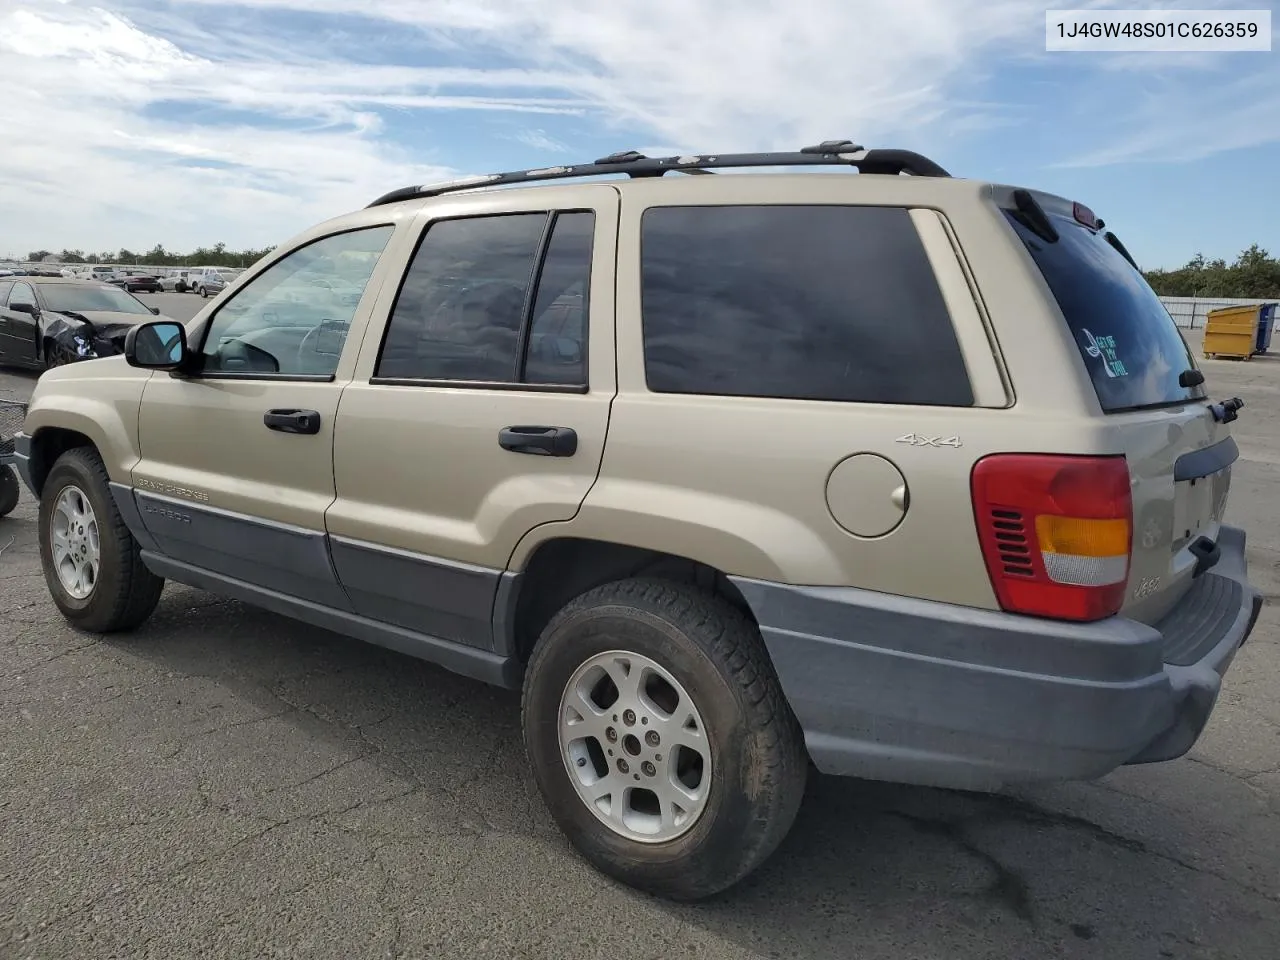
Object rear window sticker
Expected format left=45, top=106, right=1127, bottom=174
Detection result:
left=1081, top=328, right=1128, bottom=378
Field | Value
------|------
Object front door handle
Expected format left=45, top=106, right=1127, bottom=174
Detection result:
left=264, top=408, right=321, bottom=435
left=498, top=425, right=577, bottom=457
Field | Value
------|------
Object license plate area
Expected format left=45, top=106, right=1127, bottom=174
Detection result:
left=1172, top=466, right=1230, bottom=549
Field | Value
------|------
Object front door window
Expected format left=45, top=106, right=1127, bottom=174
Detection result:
left=197, top=226, right=394, bottom=377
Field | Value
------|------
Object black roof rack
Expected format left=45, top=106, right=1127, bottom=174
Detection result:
left=366, top=140, right=950, bottom=207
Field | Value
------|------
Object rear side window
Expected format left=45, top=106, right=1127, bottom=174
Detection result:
left=1002, top=209, right=1205, bottom=413
left=376, top=211, right=594, bottom=387
left=639, top=205, right=973, bottom=406
left=378, top=214, right=545, bottom=383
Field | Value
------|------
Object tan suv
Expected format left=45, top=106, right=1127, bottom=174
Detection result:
left=13, top=142, right=1263, bottom=900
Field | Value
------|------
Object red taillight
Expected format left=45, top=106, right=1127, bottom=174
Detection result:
left=971, top=454, right=1132, bottom=622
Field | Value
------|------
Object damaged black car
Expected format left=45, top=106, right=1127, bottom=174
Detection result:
left=0, top=278, right=169, bottom=370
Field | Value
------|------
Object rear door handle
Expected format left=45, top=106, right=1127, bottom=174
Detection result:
left=264, top=408, right=321, bottom=435
left=498, top=425, right=577, bottom=457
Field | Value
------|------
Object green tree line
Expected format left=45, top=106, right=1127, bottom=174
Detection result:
left=26, top=243, right=275, bottom=269
left=1143, top=245, right=1280, bottom=299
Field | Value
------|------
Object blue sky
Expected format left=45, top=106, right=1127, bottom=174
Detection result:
left=0, top=0, right=1276, bottom=269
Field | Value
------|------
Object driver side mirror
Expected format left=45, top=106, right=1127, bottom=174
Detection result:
left=9, top=301, right=37, bottom=316
left=149, top=306, right=161, bottom=315
left=125, top=320, right=188, bottom=370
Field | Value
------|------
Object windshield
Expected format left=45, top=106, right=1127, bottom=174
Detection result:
left=1002, top=208, right=1206, bottom=413
left=40, top=283, right=152, bottom=316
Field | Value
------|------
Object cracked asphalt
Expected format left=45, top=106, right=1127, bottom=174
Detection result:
left=2, top=308, right=1279, bottom=959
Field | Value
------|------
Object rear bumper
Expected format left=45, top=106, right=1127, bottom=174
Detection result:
left=730, top=524, right=1262, bottom=791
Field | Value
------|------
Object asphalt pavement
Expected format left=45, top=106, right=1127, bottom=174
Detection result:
left=142, top=290, right=210, bottom=324
left=1, top=316, right=1278, bottom=959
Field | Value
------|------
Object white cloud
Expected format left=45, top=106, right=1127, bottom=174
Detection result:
left=0, top=0, right=1274, bottom=254
left=0, top=3, right=593, bottom=254
left=512, top=129, right=570, bottom=153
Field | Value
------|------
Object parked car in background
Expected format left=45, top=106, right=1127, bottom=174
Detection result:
left=107, top=273, right=163, bottom=294
left=76, top=266, right=117, bottom=283
left=160, top=269, right=194, bottom=293
left=0, top=277, right=165, bottom=369
left=189, top=266, right=244, bottom=298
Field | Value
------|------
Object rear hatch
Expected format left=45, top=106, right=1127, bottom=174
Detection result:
left=1000, top=191, right=1235, bottom=625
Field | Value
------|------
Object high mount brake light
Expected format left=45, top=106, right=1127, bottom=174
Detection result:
left=971, top=454, right=1132, bottom=622
left=1073, top=202, right=1100, bottom=229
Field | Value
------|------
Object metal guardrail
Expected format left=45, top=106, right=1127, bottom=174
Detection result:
left=1161, top=296, right=1276, bottom=330
left=0, top=399, right=27, bottom=461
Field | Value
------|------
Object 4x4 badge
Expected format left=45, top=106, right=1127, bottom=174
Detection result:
left=895, top=433, right=962, bottom=448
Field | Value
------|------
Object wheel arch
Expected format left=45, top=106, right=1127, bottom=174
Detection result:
left=39, top=334, right=69, bottom=367
left=23, top=426, right=98, bottom=498
left=499, top=536, right=759, bottom=664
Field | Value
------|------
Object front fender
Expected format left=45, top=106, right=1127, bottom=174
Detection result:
left=24, top=361, right=150, bottom=484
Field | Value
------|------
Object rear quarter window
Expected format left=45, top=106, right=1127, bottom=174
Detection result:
left=1002, top=209, right=1205, bottom=413
left=639, top=205, right=974, bottom=406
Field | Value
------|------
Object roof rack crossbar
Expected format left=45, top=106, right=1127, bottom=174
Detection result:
left=366, top=142, right=950, bottom=207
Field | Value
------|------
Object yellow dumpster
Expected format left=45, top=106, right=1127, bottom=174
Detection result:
left=1203, top=306, right=1260, bottom=361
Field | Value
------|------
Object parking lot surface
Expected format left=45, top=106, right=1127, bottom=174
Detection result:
left=134, top=290, right=209, bottom=325
left=2, top=318, right=1278, bottom=959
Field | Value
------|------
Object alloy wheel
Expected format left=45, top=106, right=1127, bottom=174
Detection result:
left=557, top=650, right=712, bottom=844
left=50, top=484, right=100, bottom=600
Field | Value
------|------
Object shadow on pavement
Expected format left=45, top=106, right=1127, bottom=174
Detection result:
left=85, top=583, right=1277, bottom=960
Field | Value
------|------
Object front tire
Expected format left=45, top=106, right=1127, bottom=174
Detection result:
left=522, top=578, right=807, bottom=901
left=199, top=286, right=208, bottom=298
left=38, top=447, right=164, bottom=632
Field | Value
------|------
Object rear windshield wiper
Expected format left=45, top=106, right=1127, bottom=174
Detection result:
left=1011, top=189, right=1059, bottom=243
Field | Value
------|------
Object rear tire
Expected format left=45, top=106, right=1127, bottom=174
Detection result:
left=38, top=447, right=164, bottom=633
left=522, top=577, right=808, bottom=901
left=0, top=465, right=19, bottom=517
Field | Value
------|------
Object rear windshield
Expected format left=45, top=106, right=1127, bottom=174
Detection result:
left=1002, top=209, right=1205, bottom=413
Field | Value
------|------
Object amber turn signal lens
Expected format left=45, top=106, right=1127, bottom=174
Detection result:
left=1035, top=516, right=1130, bottom=558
